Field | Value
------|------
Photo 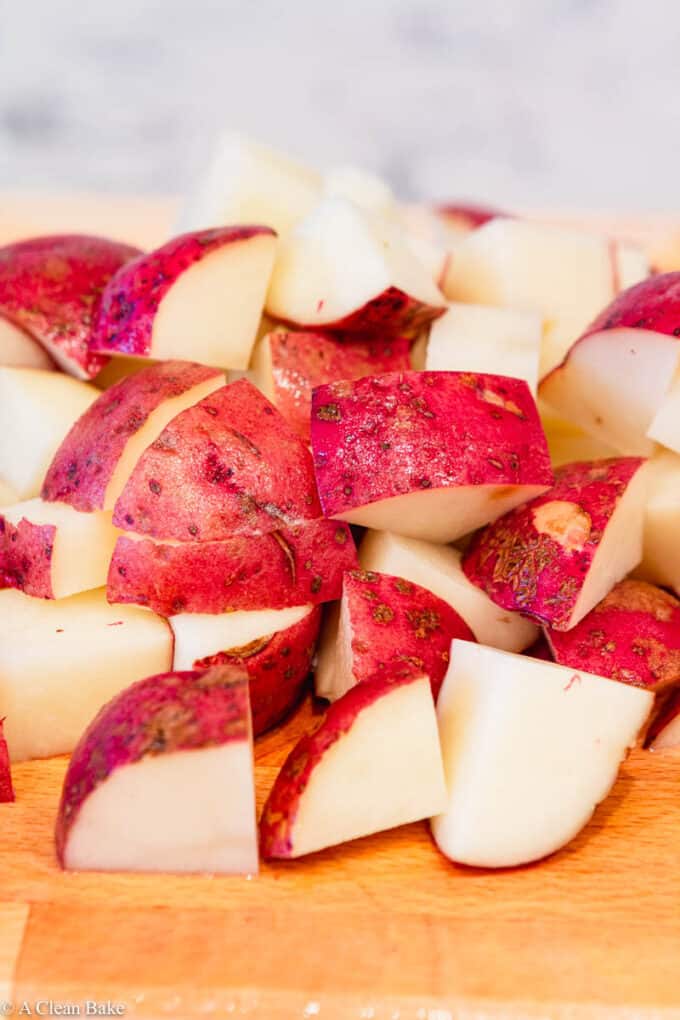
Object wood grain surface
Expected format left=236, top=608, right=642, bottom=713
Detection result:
left=3, top=695, right=680, bottom=1018
left=2, top=200, right=680, bottom=1019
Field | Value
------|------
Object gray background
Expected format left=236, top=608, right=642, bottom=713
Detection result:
left=1, top=0, right=679, bottom=210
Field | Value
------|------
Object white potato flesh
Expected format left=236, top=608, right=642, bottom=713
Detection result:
left=291, top=676, right=446, bottom=857
left=646, top=364, right=680, bottom=454
left=176, top=132, right=321, bottom=238
left=359, top=530, right=537, bottom=652
left=542, top=415, right=618, bottom=468
left=322, top=166, right=396, bottom=217
left=0, top=476, right=19, bottom=507
left=540, top=328, right=680, bottom=457
left=170, top=604, right=312, bottom=671
left=0, top=318, right=54, bottom=369
left=440, top=218, right=616, bottom=376
left=1, top=498, right=120, bottom=598
left=566, top=461, right=648, bottom=628
left=614, top=242, right=650, bottom=290
left=425, top=304, right=542, bottom=393
left=0, top=588, right=172, bottom=761
left=313, top=598, right=356, bottom=702
left=432, top=641, right=652, bottom=868
left=636, top=452, right=680, bottom=593
left=150, top=233, right=277, bottom=371
left=0, top=367, right=98, bottom=498
left=337, top=481, right=548, bottom=544
left=64, top=742, right=258, bottom=875
left=266, top=196, right=443, bottom=326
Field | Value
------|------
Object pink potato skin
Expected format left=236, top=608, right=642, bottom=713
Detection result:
left=546, top=580, right=680, bottom=691
left=310, top=371, right=553, bottom=520
left=194, top=606, right=322, bottom=737
left=89, top=226, right=276, bottom=357
left=55, top=664, right=250, bottom=866
left=113, top=378, right=321, bottom=542
left=108, top=520, right=357, bottom=615
left=0, top=514, right=55, bottom=599
left=523, top=634, right=554, bottom=662
left=0, top=234, right=140, bottom=378
left=543, top=272, right=680, bottom=385
left=581, top=272, right=680, bottom=342
left=264, top=330, right=411, bottom=440
left=463, top=458, right=646, bottom=632
left=42, top=360, right=223, bottom=512
left=343, top=569, right=475, bottom=699
left=260, top=666, right=424, bottom=859
left=645, top=688, right=680, bottom=748
left=436, top=202, right=506, bottom=229
left=0, top=719, right=14, bottom=803
left=279, top=288, right=445, bottom=343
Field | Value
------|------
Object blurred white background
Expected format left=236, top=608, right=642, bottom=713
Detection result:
left=1, top=0, right=679, bottom=210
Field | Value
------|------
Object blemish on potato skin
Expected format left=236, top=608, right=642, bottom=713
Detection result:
left=406, top=608, right=442, bottom=639
left=550, top=579, right=680, bottom=691
left=394, top=577, right=414, bottom=595
left=311, top=370, right=552, bottom=520
left=372, top=603, right=395, bottom=623
left=532, top=500, right=592, bottom=553
left=350, top=569, right=378, bottom=584
left=316, top=403, right=342, bottom=422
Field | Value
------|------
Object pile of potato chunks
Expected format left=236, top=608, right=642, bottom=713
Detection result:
left=1, top=134, right=680, bottom=876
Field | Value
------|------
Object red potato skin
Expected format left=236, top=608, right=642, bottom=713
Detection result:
left=542, top=272, right=680, bottom=387
left=0, top=719, right=14, bottom=803
left=113, top=378, right=321, bottom=541
left=645, top=688, right=680, bottom=748
left=260, top=667, right=424, bottom=859
left=108, top=520, right=357, bottom=615
left=0, top=514, right=55, bottom=599
left=0, top=234, right=140, bottom=378
left=343, top=569, right=475, bottom=699
left=310, top=371, right=553, bottom=520
left=436, top=202, right=506, bottom=230
left=263, top=330, right=411, bottom=440
left=42, top=360, right=223, bottom=511
left=194, top=606, right=322, bottom=737
left=546, top=580, right=680, bottom=691
left=55, top=664, right=250, bottom=866
left=283, top=286, right=445, bottom=343
left=89, top=227, right=276, bottom=357
left=463, top=458, right=646, bottom=631
left=523, top=634, right=554, bottom=662
left=581, top=272, right=680, bottom=342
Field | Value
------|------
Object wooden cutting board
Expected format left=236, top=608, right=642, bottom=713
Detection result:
left=4, top=704, right=680, bottom=1019
left=2, top=197, right=680, bottom=1019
